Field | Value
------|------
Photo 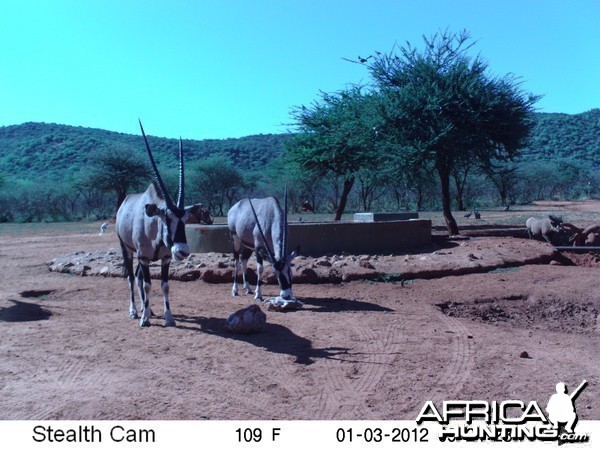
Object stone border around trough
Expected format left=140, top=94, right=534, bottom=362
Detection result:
left=47, top=237, right=557, bottom=284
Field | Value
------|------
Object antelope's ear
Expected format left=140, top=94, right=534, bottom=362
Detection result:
left=145, top=203, right=163, bottom=217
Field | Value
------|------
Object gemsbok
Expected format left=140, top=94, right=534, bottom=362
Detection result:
left=227, top=188, right=299, bottom=301
left=116, top=121, right=212, bottom=327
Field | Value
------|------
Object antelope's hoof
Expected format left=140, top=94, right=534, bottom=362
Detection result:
left=164, top=319, right=176, bottom=327
left=139, top=318, right=151, bottom=328
left=129, top=312, right=139, bottom=319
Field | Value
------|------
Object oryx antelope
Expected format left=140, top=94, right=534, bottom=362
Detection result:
left=116, top=121, right=212, bottom=327
left=227, top=189, right=299, bottom=301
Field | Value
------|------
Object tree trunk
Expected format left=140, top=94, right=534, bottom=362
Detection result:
left=499, top=189, right=507, bottom=207
left=416, top=186, right=423, bottom=212
left=116, top=190, right=127, bottom=212
left=334, top=176, right=355, bottom=221
left=438, top=167, right=459, bottom=235
left=453, top=168, right=469, bottom=211
left=454, top=175, right=466, bottom=211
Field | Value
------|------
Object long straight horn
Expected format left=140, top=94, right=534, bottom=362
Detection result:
left=176, top=137, right=185, bottom=209
left=138, top=119, right=176, bottom=210
left=248, top=198, right=276, bottom=265
left=282, top=185, right=288, bottom=257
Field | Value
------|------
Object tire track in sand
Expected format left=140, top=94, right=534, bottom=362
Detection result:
left=265, top=311, right=408, bottom=419
left=428, top=311, right=476, bottom=404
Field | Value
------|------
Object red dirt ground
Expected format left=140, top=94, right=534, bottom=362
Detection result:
left=1, top=207, right=599, bottom=420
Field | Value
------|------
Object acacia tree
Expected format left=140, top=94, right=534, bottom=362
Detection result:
left=483, top=159, right=520, bottom=206
left=189, top=155, right=245, bottom=216
left=288, top=86, right=380, bottom=220
left=362, top=30, right=539, bottom=234
left=452, top=158, right=474, bottom=211
left=82, top=145, right=149, bottom=211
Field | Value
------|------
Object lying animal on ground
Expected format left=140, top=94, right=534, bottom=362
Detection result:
left=563, top=223, right=600, bottom=246
left=116, top=121, right=212, bottom=327
left=582, top=224, right=600, bottom=246
left=525, top=215, right=563, bottom=244
left=561, top=223, right=584, bottom=246
left=227, top=188, right=299, bottom=301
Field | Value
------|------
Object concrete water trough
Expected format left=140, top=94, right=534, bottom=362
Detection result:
left=186, top=216, right=431, bottom=257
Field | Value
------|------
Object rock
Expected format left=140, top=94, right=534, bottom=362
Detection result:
left=294, top=267, right=319, bottom=283
left=315, top=258, right=332, bottom=267
left=225, top=304, right=266, bottom=333
left=519, top=351, right=531, bottom=359
left=359, top=260, right=375, bottom=270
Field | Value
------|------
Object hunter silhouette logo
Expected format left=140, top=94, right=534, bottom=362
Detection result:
left=416, top=379, right=590, bottom=443
left=546, top=380, right=587, bottom=440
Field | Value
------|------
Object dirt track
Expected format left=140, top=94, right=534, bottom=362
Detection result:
left=1, top=216, right=599, bottom=420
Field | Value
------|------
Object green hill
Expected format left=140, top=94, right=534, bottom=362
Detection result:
left=1, top=110, right=599, bottom=185
left=523, top=109, right=600, bottom=163
left=0, top=110, right=599, bottom=222
left=0, top=122, right=290, bottom=183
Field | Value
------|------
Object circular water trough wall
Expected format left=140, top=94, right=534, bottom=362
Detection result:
left=186, top=219, right=432, bottom=257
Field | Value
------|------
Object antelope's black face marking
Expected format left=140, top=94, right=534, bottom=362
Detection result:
left=164, top=211, right=190, bottom=261
left=273, top=259, right=293, bottom=293
left=272, top=248, right=299, bottom=299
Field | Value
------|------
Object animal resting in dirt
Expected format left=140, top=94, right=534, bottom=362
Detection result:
left=227, top=188, right=299, bottom=301
left=116, top=121, right=212, bottom=327
left=525, top=215, right=564, bottom=244
left=562, top=223, right=600, bottom=247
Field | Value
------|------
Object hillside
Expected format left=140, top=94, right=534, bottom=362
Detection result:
left=0, top=109, right=599, bottom=183
left=524, top=109, right=600, bottom=163
left=0, top=122, right=290, bottom=182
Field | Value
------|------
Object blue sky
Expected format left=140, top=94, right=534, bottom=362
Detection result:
left=1, top=0, right=598, bottom=140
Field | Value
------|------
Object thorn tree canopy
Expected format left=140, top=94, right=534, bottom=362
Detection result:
left=288, top=86, right=382, bottom=220
left=363, top=29, right=540, bottom=234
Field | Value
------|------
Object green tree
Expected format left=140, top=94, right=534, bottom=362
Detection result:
left=288, top=86, right=380, bottom=220
left=189, top=156, right=245, bottom=216
left=82, top=145, right=149, bottom=211
left=363, top=30, right=539, bottom=234
left=484, top=159, right=520, bottom=206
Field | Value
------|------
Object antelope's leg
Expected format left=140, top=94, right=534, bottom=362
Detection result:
left=161, top=258, right=175, bottom=327
left=232, top=251, right=240, bottom=296
left=137, top=258, right=152, bottom=327
left=120, top=243, right=138, bottom=319
left=241, top=247, right=253, bottom=295
left=254, top=251, right=263, bottom=301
